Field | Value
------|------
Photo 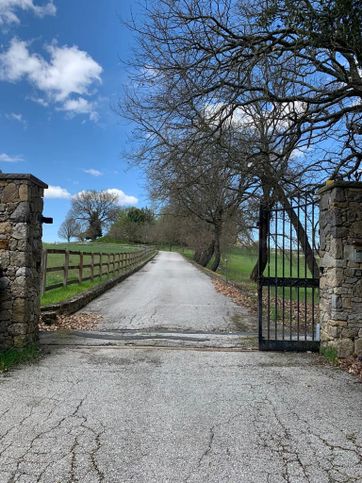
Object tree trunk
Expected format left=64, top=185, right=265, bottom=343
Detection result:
left=250, top=207, right=271, bottom=281
left=193, top=248, right=203, bottom=264
left=210, top=227, right=221, bottom=272
left=198, top=240, right=215, bottom=267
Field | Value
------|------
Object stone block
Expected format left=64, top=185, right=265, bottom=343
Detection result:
left=327, top=325, right=340, bottom=338
left=18, top=184, right=29, bottom=201
left=8, top=323, right=28, bottom=335
left=11, top=223, right=28, bottom=240
left=331, top=294, right=342, bottom=310
left=341, top=327, right=359, bottom=339
left=0, top=221, right=11, bottom=234
left=2, top=183, right=19, bottom=203
left=336, top=338, right=354, bottom=358
left=354, top=338, right=362, bottom=356
left=0, top=239, right=9, bottom=250
left=10, top=202, right=30, bottom=222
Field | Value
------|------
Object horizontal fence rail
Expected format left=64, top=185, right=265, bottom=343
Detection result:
left=40, top=246, right=155, bottom=294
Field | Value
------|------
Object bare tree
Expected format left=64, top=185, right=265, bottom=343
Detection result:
left=58, top=217, right=82, bottom=243
left=126, top=0, right=361, bottom=179
left=70, top=191, right=120, bottom=241
left=142, top=131, right=251, bottom=270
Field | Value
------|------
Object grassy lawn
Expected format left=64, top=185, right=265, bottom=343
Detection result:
left=41, top=274, right=117, bottom=306
left=0, top=345, right=40, bottom=373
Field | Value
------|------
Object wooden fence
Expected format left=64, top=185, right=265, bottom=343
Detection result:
left=40, top=246, right=155, bottom=294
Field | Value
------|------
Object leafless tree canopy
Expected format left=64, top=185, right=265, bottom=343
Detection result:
left=57, top=217, right=82, bottom=243
left=126, top=0, right=361, bottom=180
left=121, top=0, right=361, bottom=274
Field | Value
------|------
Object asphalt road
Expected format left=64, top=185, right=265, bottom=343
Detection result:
left=0, top=348, right=361, bottom=482
left=80, top=251, right=256, bottom=334
left=1, top=252, right=361, bottom=482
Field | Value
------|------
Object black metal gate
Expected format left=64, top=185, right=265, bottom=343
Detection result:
left=258, top=196, right=320, bottom=351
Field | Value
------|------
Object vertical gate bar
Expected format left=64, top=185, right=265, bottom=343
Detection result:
left=282, top=208, right=285, bottom=340
left=289, top=207, right=293, bottom=340
left=275, top=208, right=278, bottom=340
left=258, top=205, right=264, bottom=347
left=312, top=200, right=316, bottom=340
left=297, top=195, right=300, bottom=340
left=267, top=209, right=271, bottom=341
left=304, top=198, right=307, bottom=340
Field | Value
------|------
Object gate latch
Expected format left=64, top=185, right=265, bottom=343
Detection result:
left=41, top=216, right=53, bottom=224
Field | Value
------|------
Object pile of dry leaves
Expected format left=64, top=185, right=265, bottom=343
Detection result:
left=39, top=312, right=103, bottom=332
left=339, top=356, right=362, bottom=381
left=213, top=278, right=258, bottom=313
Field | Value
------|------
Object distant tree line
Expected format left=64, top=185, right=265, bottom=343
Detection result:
left=58, top=190, right=254, bottom=272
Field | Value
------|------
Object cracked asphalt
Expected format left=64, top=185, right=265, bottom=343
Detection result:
left=1, top=252, right=361, bottom=482
left=0, top=349, right=361, bottom=482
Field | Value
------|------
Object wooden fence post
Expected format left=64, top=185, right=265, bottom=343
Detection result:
left=111, top=253, right=115, bottom=275
left=79, top=252, right=83, bottom=283
left=63, top=250, right=69, bottom=287
left=91, top=253, right=94, bottom=281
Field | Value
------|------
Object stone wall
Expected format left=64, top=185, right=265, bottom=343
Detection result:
left=0, top=174, right=47, bottom=349
left=319, top=181, right=362, bottom=357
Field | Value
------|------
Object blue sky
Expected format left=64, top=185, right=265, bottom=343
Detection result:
left=0, top=0, right=146, bottom=241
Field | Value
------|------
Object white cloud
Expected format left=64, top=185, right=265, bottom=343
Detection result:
left=0, top=38, right=102, bottom=120
left=0, top=0, right=56, bottom=26
left=5, top=111, right=26, bottom=126
left=60, top=97, right=98, bottom=121
left=83, top=168, right=103, bottom=177
left=0, top=152, right=24, bottom=162
left=106, top=188, right=138, bottom=206
left=44, top=185, right=71, bottom=199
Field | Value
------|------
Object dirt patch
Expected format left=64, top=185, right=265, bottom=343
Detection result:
left=39, top=312, right=103, bottom=332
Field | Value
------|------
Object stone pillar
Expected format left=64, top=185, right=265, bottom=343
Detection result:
left=0, top=174, right=47, bottom=349
left=319, top=181, right=362, bottom=357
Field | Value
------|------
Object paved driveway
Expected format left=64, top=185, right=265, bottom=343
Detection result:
left=1, top=253, right=361, bottom=482
left=0, top=348, right=361, bottom=482
left=79, top=251, right=255, bottom=334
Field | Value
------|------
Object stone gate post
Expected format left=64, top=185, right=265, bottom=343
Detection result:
left=0, top=174, right=47, bottom=349
left=319, top=181, right=362, bottom=357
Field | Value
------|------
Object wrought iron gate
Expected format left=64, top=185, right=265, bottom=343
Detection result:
left=258, top=196, right=320, bottom=351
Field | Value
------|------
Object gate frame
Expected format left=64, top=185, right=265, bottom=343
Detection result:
left=258, top=199, right=320, bottom=352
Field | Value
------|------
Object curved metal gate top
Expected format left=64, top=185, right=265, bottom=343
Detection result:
left=258, top=197, right=320, bottom=351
